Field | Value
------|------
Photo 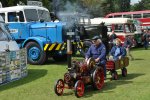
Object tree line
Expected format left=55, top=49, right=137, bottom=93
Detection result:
left=0, top=0, right=149, bottom=17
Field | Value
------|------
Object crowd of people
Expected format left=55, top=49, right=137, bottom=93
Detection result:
left=85, top=22, right=150, bottom=79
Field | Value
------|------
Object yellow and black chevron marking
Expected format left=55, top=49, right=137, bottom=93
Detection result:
left=73, top=41, right=83, bottom=49
left=44, top=43, right=66, bottom=51
left=44, top=42, right=83, bottom=51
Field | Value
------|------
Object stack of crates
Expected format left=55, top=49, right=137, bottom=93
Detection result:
left=19, top=49, right=27, bottom=78
left=8, top=51, right=21, bottom=81
left=0, top=48, right=27, bottom=85
left=0, top=52, right=7, bottom=84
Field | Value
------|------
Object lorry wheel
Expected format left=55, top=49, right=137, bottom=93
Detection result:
left=25, top=42, right=47, bottom=65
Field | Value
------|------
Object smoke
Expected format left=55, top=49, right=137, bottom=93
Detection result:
left=54, top=1, right=91, bottom=30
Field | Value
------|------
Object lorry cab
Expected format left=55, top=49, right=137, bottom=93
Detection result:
left=0, top=15, right=19, bottom=52
left=90, top=18, right=142, bottom=46
left=0, top=6, right=63, bottom=44
left=0, top=6, right=65, bottom=64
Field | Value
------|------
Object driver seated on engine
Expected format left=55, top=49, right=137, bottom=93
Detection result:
left=85, top=36, right=106, bottom=78
left=109, top=38, right=126, bottom=61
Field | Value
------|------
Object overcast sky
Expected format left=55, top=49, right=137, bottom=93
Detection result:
left=131, top=0, right=141, bottom=4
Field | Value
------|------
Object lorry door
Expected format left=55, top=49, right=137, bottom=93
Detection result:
left=7, top=11, right=29, bottom=40
left=47, top=23, right=57, bottom=43
left=30, top=22, right=57, bottom=43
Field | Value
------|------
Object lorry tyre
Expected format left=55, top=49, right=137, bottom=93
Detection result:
left=25, top=42, right=47, bottom=65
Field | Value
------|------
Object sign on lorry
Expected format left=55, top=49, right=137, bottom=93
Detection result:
left=27, top=1, right=43, bottom=7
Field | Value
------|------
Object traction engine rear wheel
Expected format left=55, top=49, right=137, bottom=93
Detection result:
left=54, top=79, right=64, bottom=96
left=92, top=67, right=104, bottom=90
left=75, top=80, right=85, bottom=98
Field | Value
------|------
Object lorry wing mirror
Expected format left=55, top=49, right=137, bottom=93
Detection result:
left=40, top=19, right=44, bottom=23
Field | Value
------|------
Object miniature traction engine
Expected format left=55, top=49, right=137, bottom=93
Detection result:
left=54, top=58, right=105, bottom=97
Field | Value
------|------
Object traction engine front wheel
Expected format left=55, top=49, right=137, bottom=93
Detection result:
left=54, top=79, right=64, bottom=96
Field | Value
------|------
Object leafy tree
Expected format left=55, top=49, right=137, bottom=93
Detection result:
left=41, top=0, right=51, bottom=10
left=120, top=0, right=130, bottom=12
left=0, top=0, right=51, bottom=10
left=0, top=0, right=27, bottom=7
left=75, top=0, right=103, bottom=17
left=131, top=0, right=150, bottom=11
left=0, top=0, right=134, bottom=17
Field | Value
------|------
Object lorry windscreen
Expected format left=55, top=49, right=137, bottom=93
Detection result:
left=38, top=10, right=51, bottom=22
left=24, top=9, right=39, bottom=22
left=0, top=22, right=12, bottom=41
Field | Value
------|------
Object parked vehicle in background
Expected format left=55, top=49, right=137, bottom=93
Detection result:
left=0, top=15, right=27, bottom=84
left=51, top=12, right=93, bottom=55
left=105, top=10, right=150, bottom=29
left=0, top=5, right=81, bottom=64
left=90, top=18, right=142, bottom=46
left=0, top=15, right=19, bottom=52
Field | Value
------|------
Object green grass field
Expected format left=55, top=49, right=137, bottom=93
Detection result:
left=0, top=48, right=150, bottom=100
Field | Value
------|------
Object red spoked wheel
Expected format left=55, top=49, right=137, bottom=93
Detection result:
left=92, top=67, right=104, bottom=90
left=75, top=80, right=85, bottom=98
left=54, top=79, right=64, bottom=96
left=122, top=67, right=127, bottom=77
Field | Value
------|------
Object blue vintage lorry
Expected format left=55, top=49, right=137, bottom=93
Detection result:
left=0, top=5, right=82, bottom=64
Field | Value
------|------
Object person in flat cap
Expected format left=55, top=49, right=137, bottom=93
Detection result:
left=85, top=36, right=107, bottom=79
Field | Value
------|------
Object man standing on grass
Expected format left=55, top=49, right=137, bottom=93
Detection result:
left=123, top=36, right=134, bottom=60
left=98, top=22, right=109, bottom=55
left=142, top=29, right=150, bottom=50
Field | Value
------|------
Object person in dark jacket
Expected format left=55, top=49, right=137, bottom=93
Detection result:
left=109, top=31, right=117, bottom=50
left=99, top=22, right=109, bottom=55
left=123, top=36, right=134, bottom=60
left=110, top=38, right=126, bottom=61
left=85, top=36, right=106, bottom=78
left=142, top=29, right=150, bottom=50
